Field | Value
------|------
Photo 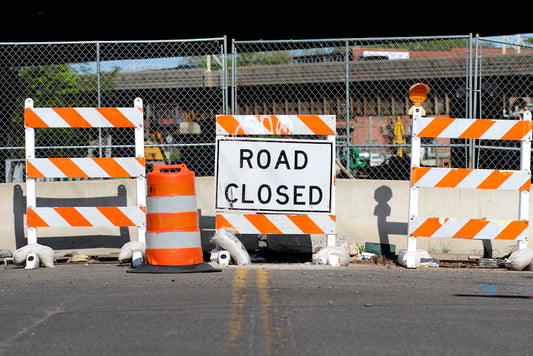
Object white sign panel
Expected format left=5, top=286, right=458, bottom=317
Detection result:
left=215, top=137, right=334, bottom=214
left=362, top=50, right=409, bottom=60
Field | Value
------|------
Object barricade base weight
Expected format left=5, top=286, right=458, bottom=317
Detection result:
left=127, top=263, right=221, bottom=273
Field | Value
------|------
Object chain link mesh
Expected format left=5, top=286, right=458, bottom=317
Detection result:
left=1, top=39, right=227, bottom=182
left=470, top=37, right=533, bottom=171
left=232, top=36, right=533, bottom=180
left=1, top=36, right=532, bottom=182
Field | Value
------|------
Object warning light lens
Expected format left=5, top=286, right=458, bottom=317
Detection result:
left=409, top=83, right=430, bottom=104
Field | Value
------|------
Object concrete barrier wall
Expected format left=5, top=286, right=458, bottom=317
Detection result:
left=0, top=178, right=527, bottom=257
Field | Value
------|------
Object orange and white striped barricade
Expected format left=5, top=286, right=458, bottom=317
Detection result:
left=407, top=107, right=532, bottom=252
left=215, top=115, right=337, bottom=247
left=24, top=98, right=146, bottom=246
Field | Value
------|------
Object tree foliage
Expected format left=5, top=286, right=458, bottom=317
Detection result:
left=11, top=64, right=118, bottom=155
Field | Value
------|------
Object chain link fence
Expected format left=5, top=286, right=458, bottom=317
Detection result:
left=1, top=38, right=228, bottom=182
left=232, top=35, right=533, bottom=179
left=469, top=35, right=533, bottom=172
left=1, top=35, right=532, bottom=183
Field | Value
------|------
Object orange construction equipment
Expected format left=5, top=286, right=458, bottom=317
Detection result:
left=145, top=164, right=203, bottom=266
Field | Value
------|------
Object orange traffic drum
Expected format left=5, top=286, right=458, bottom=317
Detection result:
left=145, top=164, right=203, bottom=266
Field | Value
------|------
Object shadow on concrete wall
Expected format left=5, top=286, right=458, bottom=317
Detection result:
left=372, top=185, right=496, bottom=257
left=199, top=212, right=216, bottom=251
left=373, top=185, right=407, bottom=256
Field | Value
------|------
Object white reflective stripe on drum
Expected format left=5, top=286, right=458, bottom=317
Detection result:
left=146, top=231, right=201, bottom=249
left=146, top=195, right=197, bottom=213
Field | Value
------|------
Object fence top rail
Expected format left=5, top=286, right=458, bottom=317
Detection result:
left=0, top=37, right=226, bottom=46
left=232, top=35, right=471, bottom=46
left=478, top=36, right=533, bottom=50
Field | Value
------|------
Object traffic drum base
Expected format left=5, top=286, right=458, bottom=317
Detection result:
left=127, top=262, right=221, bottom=273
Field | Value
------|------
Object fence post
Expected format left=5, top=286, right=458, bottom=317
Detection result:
left=24, top=98, right=37, bottom=244
left=407, top=107, right=422, bottom=252
left=518, top=110, right=532, bottom=250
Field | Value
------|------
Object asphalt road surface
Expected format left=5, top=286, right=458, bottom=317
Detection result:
left=1, top=261, right=533, bottom=355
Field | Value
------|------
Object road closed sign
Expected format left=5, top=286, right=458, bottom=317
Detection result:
left=215, top=137, right=334, bottom=214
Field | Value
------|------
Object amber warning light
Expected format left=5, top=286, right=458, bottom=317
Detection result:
left=409, top=83, right=430, bottom=105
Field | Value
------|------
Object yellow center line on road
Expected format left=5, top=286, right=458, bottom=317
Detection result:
left=226, top=268, right=249, bottom=350
left=257, top=268, right=274, bottom=355
left=224, top=268, right=288, bottom=355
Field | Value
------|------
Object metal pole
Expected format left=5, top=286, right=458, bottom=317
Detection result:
left=96, top=42, right=103, bottom=158
left=407, top=107, right=422, bottom=252
left=344, top=40, right=351, bottom=173
left=231, top=39, right=237, bottom=114
left=134, top=98, right=146, bottom=244
left=222, top=36, right=228, bottom=115
left=25, top=98, right=37, bottom=244
left=518, top=110, right=531, bottom=250
left=469, top=34, right=479, bottom=169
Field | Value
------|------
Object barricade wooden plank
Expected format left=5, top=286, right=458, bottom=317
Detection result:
left=216, top=115, right=336, bottom=135
left=411, top=167, right=531, bottom=190
left=27, top=207, right=146, bottom=227
left=410, top=217, right=528, bottom=240
left=27, top=157, right=145, bottom=178
left=415, top=117, right=532, bottom=140
left=24, top=107, right=143, bottom=128
left=216, top=213, right=336, bottom=235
